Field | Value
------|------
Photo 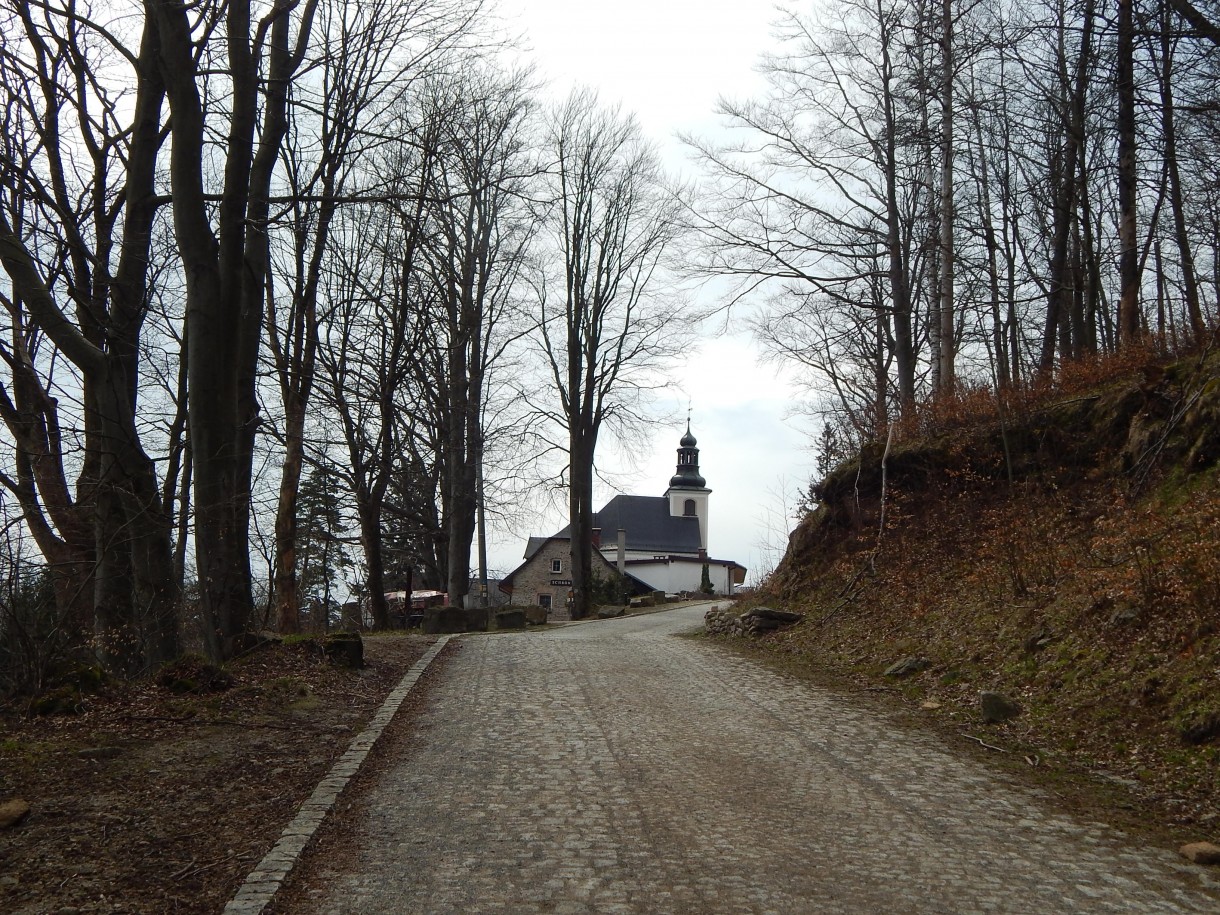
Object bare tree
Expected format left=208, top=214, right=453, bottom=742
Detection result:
left=264, top=0, right=481, bottom=632
left=148, top=0, right=321, bottom=659
left=317, top=110, right=443, bottom=629
left=1116, top=0, right=1142, bottom=343
left=1155, top=0, right=1205, bottom=341
left=1167, top=0, right=1220, bottom=47
left=531, top=91, right=687, bottom=620
left=685, top=0, right=937, bottom=417
left=936, top=0, right=957, bottom=392
left=688, top=0, right=1220, bottom=447
left=265, top=0, right=380, bottom=633
left=414, top=67, right=537, bottom=608
left=0, top=1, right=179, bottom=672
left=1037, top=0, right=1099, bottom=369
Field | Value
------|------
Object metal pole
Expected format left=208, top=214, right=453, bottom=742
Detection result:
left=477, top=455, right=489, bottom=608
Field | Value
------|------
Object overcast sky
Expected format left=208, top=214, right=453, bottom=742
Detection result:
left=487, top=1, right=814, bottom=585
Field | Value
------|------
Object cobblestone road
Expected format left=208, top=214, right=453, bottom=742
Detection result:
left=294, top=605, right=1220, bottom=914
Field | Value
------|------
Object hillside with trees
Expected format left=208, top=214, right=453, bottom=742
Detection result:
left=684, top=0, right=1220, bottom=836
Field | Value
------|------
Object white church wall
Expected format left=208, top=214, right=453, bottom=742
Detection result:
left=626, top=560, right=736, bottom=596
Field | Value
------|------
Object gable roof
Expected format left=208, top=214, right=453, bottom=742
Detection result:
left=526, top=494, right=701, bottom=559
left=593, top=495, right=702, bottom=554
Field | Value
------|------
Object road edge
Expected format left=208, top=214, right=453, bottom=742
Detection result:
left=223, top=635, right=453, bottom=915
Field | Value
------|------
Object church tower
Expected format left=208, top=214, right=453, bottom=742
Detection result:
left=665, top=422, right=711, bottom=551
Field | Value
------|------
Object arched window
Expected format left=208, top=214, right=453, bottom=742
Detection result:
left=684, top=499, right=697, bottom=516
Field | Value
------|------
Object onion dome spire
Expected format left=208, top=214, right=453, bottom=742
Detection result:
left=669, top=420, right=706, bottom=488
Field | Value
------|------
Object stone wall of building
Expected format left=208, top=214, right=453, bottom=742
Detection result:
left=508, top=539, right=620, bottom=622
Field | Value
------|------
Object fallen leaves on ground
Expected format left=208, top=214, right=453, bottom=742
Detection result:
left=0, top=633, right=433, bottom=914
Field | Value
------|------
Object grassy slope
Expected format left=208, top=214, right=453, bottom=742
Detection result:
left=748, top=348, right=1220, bottom=840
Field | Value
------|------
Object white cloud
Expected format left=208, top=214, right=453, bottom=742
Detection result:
left=501, top=0, right=774, bottom=174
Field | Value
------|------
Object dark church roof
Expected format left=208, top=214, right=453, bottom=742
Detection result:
left=524, top=494, right=701, bottom=559
left=524, top=536, right=550, bottom=559
left=594, top=495, right=702, bottom=554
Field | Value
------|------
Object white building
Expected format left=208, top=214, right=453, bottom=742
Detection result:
left=501, top=426, right=746, bottom=606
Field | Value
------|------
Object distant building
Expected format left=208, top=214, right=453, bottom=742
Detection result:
left=499, top=425, right=746, bottom=617
left=468, top=578, right=511, bottom=609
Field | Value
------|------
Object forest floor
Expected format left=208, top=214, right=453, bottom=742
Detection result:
left=0, top=632, right=434, bottom=914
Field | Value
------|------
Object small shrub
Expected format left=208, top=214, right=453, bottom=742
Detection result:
left=0, top=564, right=70, bottom=697
left=1180, top=711, right=1220, bottom=746
left=28, top=684, right=83, bottom=716
left=266, top=676, right=311, bottom=699
left=155, top=654, right=233, bottom=694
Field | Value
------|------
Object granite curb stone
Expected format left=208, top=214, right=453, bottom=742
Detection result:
left=222, top=635, right=452, bottom=915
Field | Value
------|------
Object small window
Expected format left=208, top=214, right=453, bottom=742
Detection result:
left=539, top=594, right=552, bottom=609
left=550, top=558, right=562, bottom=573
left=684, top=499, right=697, bottom=516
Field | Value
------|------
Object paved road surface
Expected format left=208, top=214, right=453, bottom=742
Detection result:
left=293, top=604, right=1220, bottom=914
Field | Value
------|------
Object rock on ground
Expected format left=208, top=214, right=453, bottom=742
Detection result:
left=979, top=691, right=1022, bottom=724
left=0, top=799, right=30, bottom=829
left=1181, top=842, right=1220, bottom=866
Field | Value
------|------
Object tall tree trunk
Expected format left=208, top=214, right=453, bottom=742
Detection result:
left=273, top=404, right=306, bottom=633
left=173, top=441, right=191, bottom=593
left=92, top=481, right=136, bottom=672
left=1117, top=0, right=1142, bottom=343
left=1070, top=216, right=1087, bottom=356
left=937, top=0, right=956, bottom=393
left=445, top=424, right=479, bottom=608
left=358, top=489, right=390, bottom=629
left=0, top=240, right=178, bottom=674
left=151, top=0, right=315, bottom=659
left=476, top=457, right=489, bottom=607
left=568, top=431, right=596, bottom=620
left=152, top=0, right=248, bottom=659
left=966, top=82, right=1010, bottom=388
left=88, top=367, right=180, bottom=671
left=1154, top=238, right=1169, bottom=341
left=0, top=339, right=94, bottom=641
left=2, top=8, right=181, bottom=672
left=874, top=302, right=889, bottom=433
left=444, top=305, right=475, bottom=608
left=1158, top=13, right=1204, bottom=341
left=270, top=197, right=330, bottom=633
left=1078, top=157, right=1102, bottom=354
left=879, top=8, right=916, bottom=409
left=1041, top=0, right=1094, bottom=371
